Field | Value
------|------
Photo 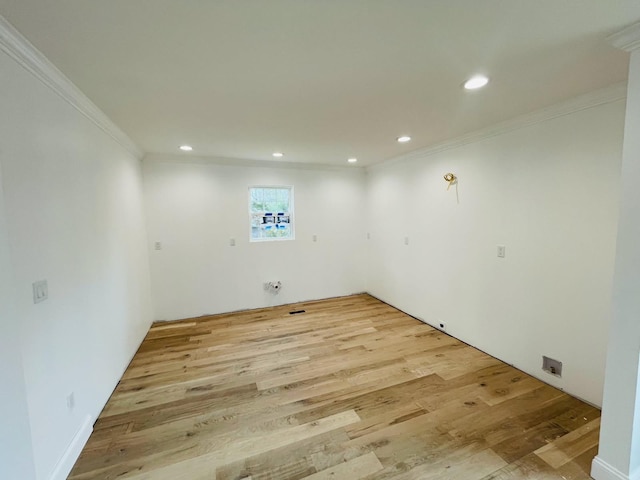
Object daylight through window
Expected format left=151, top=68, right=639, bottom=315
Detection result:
left=249, top=186, right=294, bottom=241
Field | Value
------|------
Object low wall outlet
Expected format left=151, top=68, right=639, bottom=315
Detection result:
left=267, top=281, right=282, bottom=293
left=32, top=280, right=48, bottom=304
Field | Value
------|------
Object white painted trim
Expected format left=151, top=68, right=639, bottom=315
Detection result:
left=48, top=414, right=93, bottom=480
left=0, top=15, right=143, bottom=159
left=591, top=456, right=631, bottom=480
left=608, top=22, right=640, bottom=52
left=368, top=82, right=627, bottom=171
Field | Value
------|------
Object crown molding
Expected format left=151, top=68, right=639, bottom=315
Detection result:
left=608, top=22, right=640, bottom=52
left=144, top=153, right=366, bottom=172
left=0, top=15, right=143, bottom=159
left=369, top=82, right=627, bottom=171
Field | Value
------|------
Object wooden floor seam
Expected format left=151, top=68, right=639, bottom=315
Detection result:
left=69, top=294, right=599, bottom=480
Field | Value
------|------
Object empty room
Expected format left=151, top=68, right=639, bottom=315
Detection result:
left=2, top=2, right=640, bottom=480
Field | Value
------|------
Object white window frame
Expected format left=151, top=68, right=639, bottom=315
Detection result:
left=248, top=185, right=295, bottom=242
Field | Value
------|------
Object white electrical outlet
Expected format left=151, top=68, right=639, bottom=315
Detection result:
left=404, top=236, right=409, bottom=245
left=312, top=234, right=317, bottom=242
left=32, top=280, right=48, bottom=304
left=497, top=245, right=506, bottom=258
left=229, top=238, right=236, bottom=247
left=154, top=241, right=162, bottom=250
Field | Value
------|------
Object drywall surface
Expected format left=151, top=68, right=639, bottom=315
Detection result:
left=366, top=98, right=624, bottom=406
left=0, top=50, right=153, bottom=480
left=0, top=164, right=36, bottom=480
left=143, top=155, right=367, bottom=320
left=595, top=50, right=640, bottom=480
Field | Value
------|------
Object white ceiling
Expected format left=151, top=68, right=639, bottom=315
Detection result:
left=1, top=1, right=639, bottom=167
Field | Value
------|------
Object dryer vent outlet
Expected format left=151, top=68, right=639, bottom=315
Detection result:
left=542, top=356, right=562, bottom=377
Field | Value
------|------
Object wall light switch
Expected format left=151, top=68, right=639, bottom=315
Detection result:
left=229, top=238, right=236, bottom=247
left=33, top=280, right=48, bottom=304
left=497, top=245, right=506, bottom=258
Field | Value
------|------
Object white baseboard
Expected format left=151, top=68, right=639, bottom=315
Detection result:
left=591, top=456, right=631, bottom=480
left=49, top=414, right=93, bottom=480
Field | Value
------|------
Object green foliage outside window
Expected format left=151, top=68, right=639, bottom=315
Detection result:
left=249, top=187, right=293, bottom=241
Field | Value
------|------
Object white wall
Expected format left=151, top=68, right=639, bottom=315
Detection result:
left=0, top=47, right=153, bottom=480
left=143, top=155, right=367, bottom=320
left=594, top=48, right=640, bottom=480
left=366, top=97, right=625, bottom=406
left=0, top=164, right=36, bottom=480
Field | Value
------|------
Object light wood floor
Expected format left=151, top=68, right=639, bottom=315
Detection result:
left=69, top=294, right=599, bottom=480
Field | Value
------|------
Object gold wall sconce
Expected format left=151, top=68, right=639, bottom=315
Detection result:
left=444, top=173, right=457, bottom=190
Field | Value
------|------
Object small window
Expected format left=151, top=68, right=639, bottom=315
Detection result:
left=249, top=186, right=294, bottom=241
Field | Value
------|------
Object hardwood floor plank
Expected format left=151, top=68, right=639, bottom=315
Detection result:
left=301, top=452, right=383, bottom=480
left=398, top=448, right=508, bottom=480
left=478, top=453, right=559, bottom=480
left=128, top=410, right=361, bottom=480
left=345, top=403, right=428, bottom=440
left=534, top=418, right=600, bottom=469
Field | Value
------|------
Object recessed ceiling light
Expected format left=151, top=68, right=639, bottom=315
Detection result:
left=347, top=158, right=358, bottom=163
left=179, top=145, right=193, bottom=151
left=464, top=75, right=489, bottom=90
left=397, top=136, right=411, bottom=143
left=272, top=152, right=284, bottom=158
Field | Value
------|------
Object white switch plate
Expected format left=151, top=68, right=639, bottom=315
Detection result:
left=497, top=245, right=506, bottom=258
left=404, top=236, right=409, bottom=245
left=229, top=238, right=236, bottom=247
left=312, top=234, right=317, bottom=242
left=33, top=280, right=48, bottom=304
left=154, top=241, right=162, bottom=250
left=66, top=392, right=75, bottom=410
